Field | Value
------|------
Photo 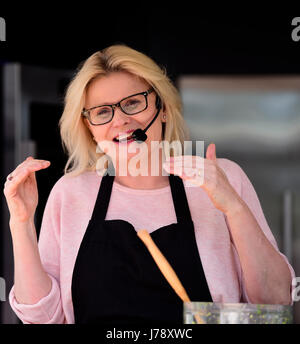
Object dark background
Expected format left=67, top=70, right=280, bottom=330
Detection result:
left=1, top=10, right=300, bottom=77
left=1, top=7, right=300, bottom=323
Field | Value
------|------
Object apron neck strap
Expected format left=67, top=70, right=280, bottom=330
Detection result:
left=168, top=173, right=193, bottom=223
left=91, top=171, right=193, bottom=224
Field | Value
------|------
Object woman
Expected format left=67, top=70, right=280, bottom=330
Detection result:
left=4, top=45, right=294, bottom=324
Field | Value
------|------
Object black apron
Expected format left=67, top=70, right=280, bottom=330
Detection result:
left=71, top=172, right=212, bottom=324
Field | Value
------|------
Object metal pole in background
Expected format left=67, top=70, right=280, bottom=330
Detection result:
left=283, top=189, right=293, bottom=264
left=1, top=63, right=71, bottom=323
left=1, top=63, right=21, bottom=324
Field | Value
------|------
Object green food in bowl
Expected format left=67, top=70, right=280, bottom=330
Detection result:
left=184, top=302, right=293, bottom=324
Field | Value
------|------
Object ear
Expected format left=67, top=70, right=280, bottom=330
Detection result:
left=161, top=107, right=167, bottom=122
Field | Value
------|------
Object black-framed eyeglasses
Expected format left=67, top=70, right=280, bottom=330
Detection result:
left=82, top=88, right=154, bottom=126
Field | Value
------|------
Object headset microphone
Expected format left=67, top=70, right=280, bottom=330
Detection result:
left=131, top=95, right=162, bottom=143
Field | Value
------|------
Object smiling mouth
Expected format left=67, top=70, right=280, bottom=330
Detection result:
left=113, top=131, right=135, bottom=143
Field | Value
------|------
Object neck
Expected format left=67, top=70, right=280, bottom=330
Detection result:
left=113, top=148, right=169, bottom=190
left=114, top=174, right=169, bottom=190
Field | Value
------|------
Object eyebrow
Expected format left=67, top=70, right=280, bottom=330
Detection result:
left=88, top=92, right=137, bottom=110
left=86, top=88, right=152, bottom=111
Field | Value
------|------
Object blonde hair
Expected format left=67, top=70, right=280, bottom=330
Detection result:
left=59, top=44, right=190, bottom=177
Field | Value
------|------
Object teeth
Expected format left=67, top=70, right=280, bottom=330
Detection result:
left=115, top=132, right=133, bottom=142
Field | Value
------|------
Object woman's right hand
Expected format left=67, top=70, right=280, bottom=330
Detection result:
left=3, top=157, right=51, bottom=225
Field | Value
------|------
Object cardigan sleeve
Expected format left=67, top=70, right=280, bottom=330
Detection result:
left=222, top=159, right=296, bottom=304
left=9, top=179, right=66, bottom=324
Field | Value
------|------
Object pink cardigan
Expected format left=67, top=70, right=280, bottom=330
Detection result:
left=9, top=158, right=295, bottom=324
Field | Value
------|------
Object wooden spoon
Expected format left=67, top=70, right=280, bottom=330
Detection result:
left=137, top=229, right=204, bottom=324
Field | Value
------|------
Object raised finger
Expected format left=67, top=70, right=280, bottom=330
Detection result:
left=4, top=167, right=33, bottom=197
left=11, top=159, right=50, bottom=177
left=6, top=162, right=50, bottom=188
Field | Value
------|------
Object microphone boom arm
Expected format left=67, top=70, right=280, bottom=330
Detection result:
left=131, top=98, right=162, bottom=143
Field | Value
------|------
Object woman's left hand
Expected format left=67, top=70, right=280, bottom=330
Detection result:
left=163, top=143, right=244, bottom=216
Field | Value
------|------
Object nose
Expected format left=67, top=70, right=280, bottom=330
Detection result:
left=111, top=107, right=131, bottom=127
